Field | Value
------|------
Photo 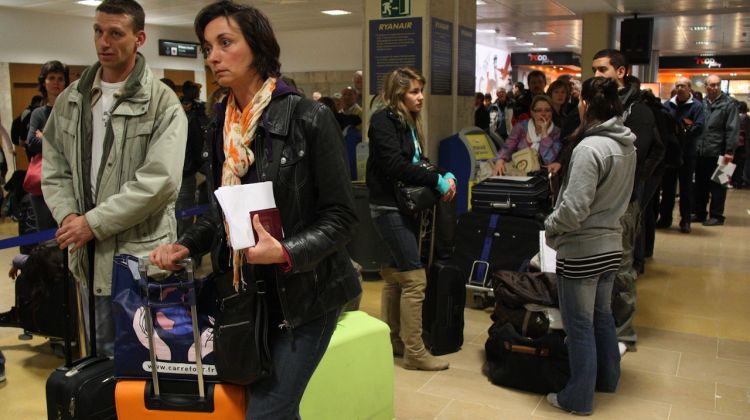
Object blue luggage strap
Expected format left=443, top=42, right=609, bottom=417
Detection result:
left=472, top=213, right=499, bottom=284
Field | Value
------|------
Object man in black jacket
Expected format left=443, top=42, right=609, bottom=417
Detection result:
left=591, top=49, right=665, bottom=350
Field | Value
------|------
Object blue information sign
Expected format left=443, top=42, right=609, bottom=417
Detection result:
left=457, top=26, right=475, bottom=97
left=430, top=18, right=453, bottom=95
left=369, top=17, right=423, bottom=95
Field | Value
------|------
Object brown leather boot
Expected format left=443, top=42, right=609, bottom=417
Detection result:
left=394, top=269, right=449, bottom=371
left=380, top=267, right=405, bottom=356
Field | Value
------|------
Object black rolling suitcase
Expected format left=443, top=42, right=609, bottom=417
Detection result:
left=422, top=260, right=465, bottom=355
left=471, top=175, right=549, bottom=217
left=46, top=246, right=116, bottom=420
left=453, top=212, right=543, bottom=292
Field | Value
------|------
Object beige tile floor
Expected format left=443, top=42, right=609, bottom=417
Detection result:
left=0, top=189, right=749, bottom=419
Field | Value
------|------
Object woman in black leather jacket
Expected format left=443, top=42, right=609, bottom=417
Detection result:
left=366, top=67, right=456, bottom=371
left=149, top=2, right=360, bottom=418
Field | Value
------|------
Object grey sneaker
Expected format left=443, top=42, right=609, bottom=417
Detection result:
left=546, top=393, right=592, bottom=416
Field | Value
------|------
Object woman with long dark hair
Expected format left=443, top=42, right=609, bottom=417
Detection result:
left=366, top=67, right=456, bottom=371
left=149, top=2, right=361, bottom=418
left=544, top=77, right=637, bottom=415
left=27, top=60, right=69, bottom=230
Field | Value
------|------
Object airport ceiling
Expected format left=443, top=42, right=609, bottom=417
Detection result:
left=0, top=0, right=748, bottom=56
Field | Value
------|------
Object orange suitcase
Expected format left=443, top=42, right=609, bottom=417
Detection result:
left=115, top=380, right=246, bottom=419
left=115, top=257, right=246, bottom=419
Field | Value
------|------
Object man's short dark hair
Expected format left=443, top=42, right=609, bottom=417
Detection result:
left=593, top=49, right=628, bottom=72
left=195, top=1, right=281, bottom=79
left=96, top=0, right=145, bottom=33
left=527, top=70, right=546, bottom=85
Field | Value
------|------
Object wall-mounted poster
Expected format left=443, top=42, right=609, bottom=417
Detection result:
left=369, top=17, right=423, bottom=95
left=457, top=26, right=475, bottom=96
left=431, top=18, right=453, bottom=95
left=476, top=44, right=512, bottom=95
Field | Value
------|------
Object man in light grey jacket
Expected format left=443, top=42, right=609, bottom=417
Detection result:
left=42, top=0, right=186, bottom=355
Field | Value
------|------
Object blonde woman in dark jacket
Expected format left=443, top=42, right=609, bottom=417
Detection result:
left=366, top=67, right=456, bottom=371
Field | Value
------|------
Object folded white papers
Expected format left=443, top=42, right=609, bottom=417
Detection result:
left=213, top=181, right=276, bottom=249
left=711, top=156, right=736, bottom=186
left=538, top=231, right=557, bottom=274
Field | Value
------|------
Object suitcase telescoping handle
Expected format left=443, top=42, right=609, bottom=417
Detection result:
left=136, top=257, right=205, bottom=400
left=467, top=260, right=492, bottom=292
left=490, top=198, right=512, bottom=210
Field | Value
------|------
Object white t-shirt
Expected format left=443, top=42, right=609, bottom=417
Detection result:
left=91, top=80, right=125, bottom=200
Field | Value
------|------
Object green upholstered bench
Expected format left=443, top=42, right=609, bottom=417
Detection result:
left=300, top=310, right=395, bottom=420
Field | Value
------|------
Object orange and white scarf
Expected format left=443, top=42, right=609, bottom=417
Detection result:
left=222, top=77, right=276, bottom=290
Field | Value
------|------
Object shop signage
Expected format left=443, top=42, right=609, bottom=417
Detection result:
left=659, top=55, right=750, bottom=69
left=510, top=52, right=580, bottom=66
left=381, top=0, right=410, bottom=18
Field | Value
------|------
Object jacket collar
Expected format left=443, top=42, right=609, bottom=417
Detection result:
left=619, top=75, right=642, bottom=108
left=216, top=77, right=299, bottom=136
left=670, top=95, right=694, bottom=106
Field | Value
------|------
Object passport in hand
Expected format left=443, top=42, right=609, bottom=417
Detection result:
left=250, top=208, right=284, bottom=244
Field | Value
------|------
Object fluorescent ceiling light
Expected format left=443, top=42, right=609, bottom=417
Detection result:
left=694, top=41, right=715, bottom=45
left=565, top=44, right=578, bottom=48
left=476, top=0, right=487, bottom=4
left=477, top=29, right=496, bottom=33
left=497, top=36, right=517, bottom=41
left=321, top=10, right=351, bottom=16
left=515, top=42, right=534, bottom=46
left=530, top=47, right=549, bottom=51
left=77, top=0, right=102, bottom=5
left=688, top=25, right=713, bottom=31
left=532, top=31, right=555, bottom=36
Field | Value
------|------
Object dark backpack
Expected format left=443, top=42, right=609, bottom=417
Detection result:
left=641, top=92, right=682, bottom=169
left=10, top=109, right=34, bottom=145
left=184, top=103, right=210, bottom=176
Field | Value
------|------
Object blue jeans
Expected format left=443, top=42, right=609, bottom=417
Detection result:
left=246, top=308, right=341, bottom=420
left=557, top=271, right=621, bottom=413
left=371, top=210, right=422, bottom=271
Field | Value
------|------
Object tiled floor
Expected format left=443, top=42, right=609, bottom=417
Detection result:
left=0, top=189, right=749, bottom=419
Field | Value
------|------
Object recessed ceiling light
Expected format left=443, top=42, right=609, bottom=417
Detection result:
left=515, top=42, right=534, bottom=46
left=695, top=41, right=715, bottom=45
left=565, top=44, right=578, bottom=48
left=321, top=10, right=351, bottom=16
left=532, top=31, right=555, bottom=36
left=77, top=0, right=102, bottom=5
left=700, top=53, right=716, bottom=56
left=477, top=29, right=496, bottom=33
left=476, top=0, right=487, bottom=4
left=530, top=47, right=549, bottom=51
left=687, top=25, right=713, bottom=31
left=497, top=36, right=517, bottom=41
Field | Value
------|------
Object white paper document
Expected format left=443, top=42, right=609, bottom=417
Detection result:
left=711, top=156, right=736, bottom=186
left=538, top=231, right=557, bottom=274
left=213, top=181, right=276, bottom=249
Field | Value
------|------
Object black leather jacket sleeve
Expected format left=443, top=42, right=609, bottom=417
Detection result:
left=279, top=103, right=358, bottom=275
left=368, top=110, right=440, bottom=187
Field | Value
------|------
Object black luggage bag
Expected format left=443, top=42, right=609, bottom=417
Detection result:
left=15, top=242, right=78, bottom=338
left=471, top=176, right=549, bottom=217
left=452, top=212, right=543, bottom=289
left=46, top=246, right=116, bottom=420
left=485, top=322, right=569, bottom=394
left=422, top=260, right=465, bottom=355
